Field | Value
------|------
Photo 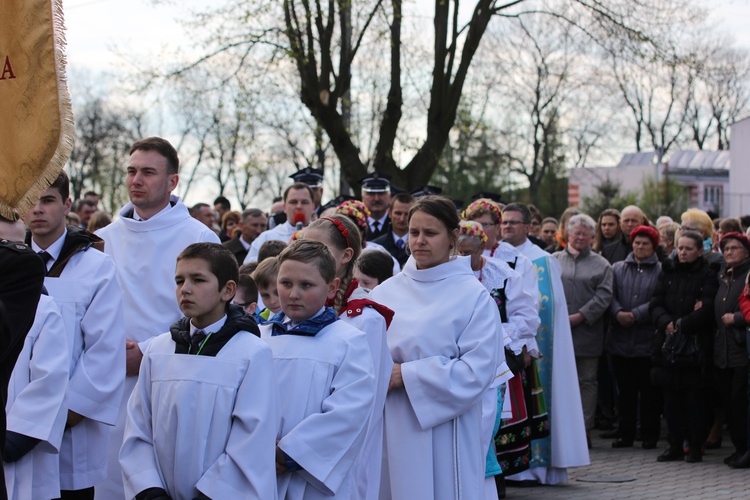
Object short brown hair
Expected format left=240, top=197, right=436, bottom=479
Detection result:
left=252, top=256, right=280, bottom=289
left=277, top=239, right=336, bottom=284
left=176, top=243, right=238, bottom=290
left=283, top=182, right=314, bottom=203
left=130, top=137, right=179, bottom=174
left=49, top=171, right=70, bottom=201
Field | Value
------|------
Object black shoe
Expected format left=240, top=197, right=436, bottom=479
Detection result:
left=612, top=439, right=634, bottom=448
left=642, top=440, right=658, bottom=450
left=724, top=450, right=742, bottom=465
left=657, top=448, right=684, bottom=462
left=504, top=479, right=540, bottom=488
left=685, top=453, right=703, bottom=463
left=730, top=450, right=750, bottom=469
left=495, top=475, right=506, bottom=499
left=600, top=429, right=620, bottom=439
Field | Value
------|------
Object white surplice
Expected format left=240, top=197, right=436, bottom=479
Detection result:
left=243, top=221, right=297, bottom=264
left=41, top=240, right=126, bottom=490
left=340, top=288, right=394, bottom=500
left=370, top=256, right=501, bottom=500
left=4, top=295, right=69, bottom=500
left=95, top=195, right=220, bottom=499
left=120, top=330, right=278, bottom=500
left=260, top=320, right=376, bottom=499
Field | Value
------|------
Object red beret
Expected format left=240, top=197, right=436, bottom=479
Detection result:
left=631, top=225, right=659, bottom=248
left=720, top=232, right=750, bottom=254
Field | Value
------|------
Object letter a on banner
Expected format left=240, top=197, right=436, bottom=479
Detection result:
left=0, top=0, right=74, bottom=218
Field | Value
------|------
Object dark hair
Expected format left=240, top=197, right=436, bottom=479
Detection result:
left=237, top=273, right=258, bottom=303
left=242, top=208, right=265, bottom=221
left=176, top=243, right=239, bottom=291
left=84, top=191, right=98, bottom=198
left=593, top=208, right=622, bottom=252
left=49, top=171, right=70, bottom=201
left=239, top=262, right=258, bottom=275
left=678, top=231, right=704, bottom=251
left=277, top=239, right=337, bottom=284
left=503, top=203, right=532, bottom=224
left=258, top=240, right=287, bottom=262
left=391, top=192, right=415, bottom=210
left=719, top=217, right=741, bottom=234
left=283, top=182, right=314, bottom=203
left=190, top=202, right=210, bottom=216
left=408, top=195, right=460, bottom=234
left=130, top=137, right=179, bottom=174
left=76, top=199, right=96, bottom=210
left=306, top=214, right=363, bottom=314
left=740, top=215, right=750, bottom=230
left=356, top=251, right=393, bottom=286
left=214, top=196, right=231, bottom=210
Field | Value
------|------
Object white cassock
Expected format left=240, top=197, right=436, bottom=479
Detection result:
left=508, top=238, right=589, bottom=484
left=42, top=241, right=126, bottom=490
left=260, top=320, right=376, bottom=499
left=243, top=221, right=297, bottom=264
left=95, top=195, right=220, bottom=499
left=120, top=331, right=278, bottom=500
left=339, top=288, right=393, bottom=500
left=370, top=256, right=501, bottom=500
left=4, top=295, right=69, bottom=500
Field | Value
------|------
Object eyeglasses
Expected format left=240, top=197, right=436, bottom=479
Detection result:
left=479, top=222, right=497, bottom=229
left=723, top=245, right=746, bottom=253
left=500, top=220, right=525, bottom=226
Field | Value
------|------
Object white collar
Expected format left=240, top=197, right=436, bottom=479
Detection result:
left=190, top=314, right=227, bottom=338
left=31, top=228, right=67, bottom=267
left=133, top=202, right=172, bottom=221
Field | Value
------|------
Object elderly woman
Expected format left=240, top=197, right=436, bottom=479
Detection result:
left=658, top=222, right=680, bottom=256
left=554, top=214, right=613, bottom=441
left=650, top=231, right=718, bottom=463
left=714, top=232, right=750, bottom=467
left=605, top=226, right=662, bottom=449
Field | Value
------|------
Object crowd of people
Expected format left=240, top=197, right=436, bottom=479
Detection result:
left=1, top=135, right=750, bottom=500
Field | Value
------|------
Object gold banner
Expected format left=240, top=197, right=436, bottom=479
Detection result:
left=0, top=0, right=74, bottom=218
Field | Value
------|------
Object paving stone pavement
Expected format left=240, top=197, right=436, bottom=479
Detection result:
left=505, top=431, right=750, bottom=500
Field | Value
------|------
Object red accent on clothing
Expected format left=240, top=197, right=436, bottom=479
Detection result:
left=739, top=286, right=750, bottom=323
left=345, top=298, right=395, bottom=328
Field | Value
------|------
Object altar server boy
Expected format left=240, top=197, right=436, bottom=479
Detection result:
left=119, top=243, right=277, bottom=500
left=260, top=240, right=376, bottom=499
left=4, top=293, right=70, bottom=500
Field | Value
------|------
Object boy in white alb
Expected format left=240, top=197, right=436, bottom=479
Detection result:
left=260, top=240, right=376, bottom=499
left=94, top=137, right=219, bottom=500
left=120, top=243, right=277, bottom=499
left=23, top=172, right=126, bottom=499
left=2, top=217, right=69, bottom=500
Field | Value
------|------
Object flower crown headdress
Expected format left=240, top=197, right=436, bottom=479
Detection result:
left=459, top=221, right=488, bottom=244
left=462, top=198, right=502, bottom=223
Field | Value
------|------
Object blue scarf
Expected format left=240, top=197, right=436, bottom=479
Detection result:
left=267, top=307, right=339, bottom=337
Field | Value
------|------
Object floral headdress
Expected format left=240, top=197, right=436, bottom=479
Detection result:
left=459, top=220, right=488, bottom=244
left=462, top=198, right=502, bottom=223
left=335, top=200, right=369, bottom=232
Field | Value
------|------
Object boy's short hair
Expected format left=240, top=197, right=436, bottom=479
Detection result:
left=130, top=137, right=180, bottom=174
left=177, top=243, right=239, bottom=290
left=356, top=251, right=393, bottom=285
left=252, top=257, right=280, bottom=289
left=237, top=274, right=259, bottom=303
left=49, top=170, right=70, bottom=200
left=258, top=240, right=287, bottom=262
left=277, top=239, right=336, bottom=284
left=239, top=262, right=258, bottom=275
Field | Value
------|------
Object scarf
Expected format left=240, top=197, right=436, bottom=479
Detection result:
left=267, top=307, right=339, bottom=337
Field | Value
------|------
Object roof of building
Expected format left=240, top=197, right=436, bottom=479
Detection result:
left=667, top=150, right=730, bottom=172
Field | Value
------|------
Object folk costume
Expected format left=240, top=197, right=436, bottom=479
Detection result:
left=371, top=256, right=501, bottom=500
left=120, top=307, right=277, bottom=500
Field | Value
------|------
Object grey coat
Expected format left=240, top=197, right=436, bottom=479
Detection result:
left=606, top=252, right=661, bottom=358
left=554, top=247, right=614, bottom=357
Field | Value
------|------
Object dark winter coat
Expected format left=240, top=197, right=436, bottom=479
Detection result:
left=713, top=259, right=750, bottom=368
left=606, top=252, right=661, bottom=358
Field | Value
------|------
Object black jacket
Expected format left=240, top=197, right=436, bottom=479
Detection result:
left=713, top=259, right=750, bottom=368
left=366, top=216, right=391, bottom=241
left=223, top=235, right=249, bottom=265
left=372, top=232, right=408, bottom=268
left=649, top=256, right=719, bottom=364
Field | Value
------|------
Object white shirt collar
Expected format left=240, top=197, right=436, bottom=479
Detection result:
left=31, top=228, right=67, bottom=269
left=367, top=214, right=388, bottom=230
left=239, top=236, right=252, bottom=250
left=391, top=231, right=407, bottom=243
left=133, top=202, right=172, bottom=221
left=190, top=314, right=227, bottom=338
